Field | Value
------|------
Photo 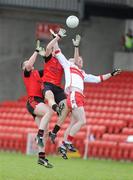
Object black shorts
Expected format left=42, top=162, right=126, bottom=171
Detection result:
left=26, top=96, right=44, bottom=118
left=43, top=82, right=66, bottom=104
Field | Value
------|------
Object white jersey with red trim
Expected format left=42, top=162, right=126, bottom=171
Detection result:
left=55, top=52, right=102, bottom=93
left=64, top=63, right=85, bottom=93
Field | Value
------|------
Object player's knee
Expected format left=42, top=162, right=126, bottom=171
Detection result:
left=79, top=121, right=83, bottom=126
left=83, top=120, right=86, bottom=126
left=46, top=108, right=53, bottom=116
left=44, top=131, right=49, bottom=138
left=80, top=119, right=86, bottom=126
left=45, top=90, right=54, bottom=99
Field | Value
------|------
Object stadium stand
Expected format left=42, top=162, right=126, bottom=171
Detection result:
left=0, top=71, right=133, bottom=160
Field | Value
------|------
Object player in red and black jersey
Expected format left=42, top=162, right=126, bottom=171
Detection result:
left=22, top=47, right=53, bottom=168
left=42, top=53, right=65, bottom=113
left=40, top=29, right=69, bottom=143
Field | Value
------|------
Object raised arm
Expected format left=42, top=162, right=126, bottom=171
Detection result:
left=49, top=29, right=60, bottom=52
left=55, top=51, right=70, bottom=69
left=84, top=69, right=121, bottom=83
left=23, top=40, right=44, bottom=71
left=46, top=28, right=70, bottom=68
left=45, top=28, right=66, bottom=57
left=24, top=51, right=38, bottom=71
left=72, top=34, right=81, bottom=63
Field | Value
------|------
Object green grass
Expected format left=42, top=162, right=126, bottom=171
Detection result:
left=0, top=152, right=133, bottom=180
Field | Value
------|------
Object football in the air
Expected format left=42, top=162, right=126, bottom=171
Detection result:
left=66, top=15, right=79, bottom=28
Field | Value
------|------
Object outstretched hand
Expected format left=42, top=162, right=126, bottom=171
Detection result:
left=36, top=40, right=41, bottom=51
left=58, top=28, right=67, bottom=38
left=49, top=28, right=66, bottom=39
left=72, top=34, right=81, bottom=47
left=36, top=40, right=45, bottom=57
left=111, top=69, right=122, bottom=76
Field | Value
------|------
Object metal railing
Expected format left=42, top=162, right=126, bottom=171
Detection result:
left=85, top=0, right=133, bottom=6
left=0, top=0, right=80, bottom=11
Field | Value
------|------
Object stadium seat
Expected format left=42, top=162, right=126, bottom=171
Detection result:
left=118, top=142, right=133, bottom=161
left=102, top=134, right=127, bottom=143
left=122, top=128, right=133, bottom=135
left=1, top=72, right=133, bottom=161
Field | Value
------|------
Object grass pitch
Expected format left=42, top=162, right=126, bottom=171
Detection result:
left=0, top=152, right=133, bottom=180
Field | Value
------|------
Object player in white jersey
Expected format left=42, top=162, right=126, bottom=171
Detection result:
left=48, top=29, right=121, bottom=159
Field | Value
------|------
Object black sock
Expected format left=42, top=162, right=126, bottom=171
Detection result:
left=39, top=152, right=45, bottom=159
left=37, top=129, right=44, bottom=137
left=52, top=104, right=58, bottom=112
left=52, top=124, right=60, bottom=134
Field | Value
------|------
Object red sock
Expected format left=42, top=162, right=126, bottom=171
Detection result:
left=67, top=135, right=74, bottom=142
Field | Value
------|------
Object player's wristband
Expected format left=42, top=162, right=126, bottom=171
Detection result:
left=111, top=72, right=113, bottom=76
left=74, top=45, right=79, bottom=48
left=35, top=49, right=39, bottom=53
left=57, top=34, right=61, bottom=38
left=52, top=34, right=56, bottom=39
left=111, top=71, right=116, bottom=76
